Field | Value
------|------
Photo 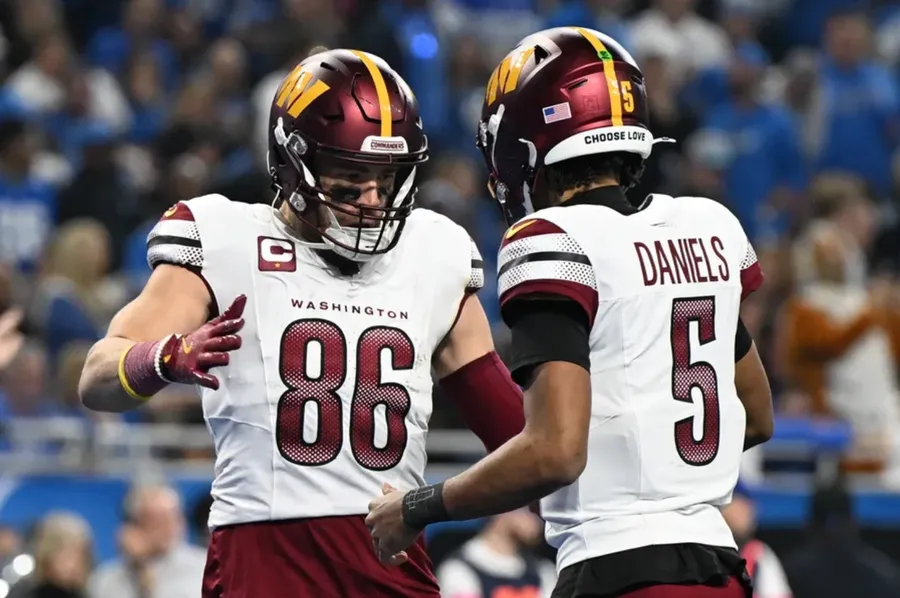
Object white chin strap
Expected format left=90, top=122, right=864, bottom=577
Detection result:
left=320, top=209, right=399, bottom=262
left=289, top=161, right=417, bottom=263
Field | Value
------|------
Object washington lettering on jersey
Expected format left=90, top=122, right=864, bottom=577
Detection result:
left=498, top=192, right=762, bottom=571
left=634, top=236, right=730, bottom=286
left=145, top=194, right=484, bottom=528
left=290, top=299, right=409, bottom=320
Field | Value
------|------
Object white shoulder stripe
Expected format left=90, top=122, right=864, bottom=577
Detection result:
left=498, top=260, right=596, bottom=296
left=147, top=243, right=203, bottom=270
left=499, top=233, right=587, bottom=268
left=148, top=219, right=200, bottom=242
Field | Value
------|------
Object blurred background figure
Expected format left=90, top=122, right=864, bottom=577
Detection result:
left=783, top=481, right=900, bottom=598
left=0, top=307, right=24, bottom=371
left=436, top=508, right=555, bottom=598
left=87, top=484, right=205, bottom=598
left=781, top=174, right=900, bottom=486
left=720, top=482, right=792, bottom=598
left=8, top=511, right=93, bottom=598
left=0, top=118, right=55, bottom=274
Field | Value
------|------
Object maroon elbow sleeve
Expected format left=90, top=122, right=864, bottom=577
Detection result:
left=438, top=351, right=525, bottom=452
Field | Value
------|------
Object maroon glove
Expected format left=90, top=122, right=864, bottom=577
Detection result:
left=120, top=295, right=247, bottom=399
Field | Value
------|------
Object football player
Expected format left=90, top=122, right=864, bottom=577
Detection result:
left=367, top=27, right=774, bottom=598
left=78, top=50, right=526, bottom=598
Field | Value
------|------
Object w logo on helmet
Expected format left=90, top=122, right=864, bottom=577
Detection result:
left=485, top=45, right=536, bottom=106
left=275, top=65, right=331, bottom=118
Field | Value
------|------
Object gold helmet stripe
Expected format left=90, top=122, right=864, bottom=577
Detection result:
left=351, top=50, right=392, bottom=137
left=572, top=27, right=624, bottom=126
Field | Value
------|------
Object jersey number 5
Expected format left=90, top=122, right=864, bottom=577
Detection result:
left=275, top=319, right=414, bottom=472
left=670, top=297, right=720, bottom=466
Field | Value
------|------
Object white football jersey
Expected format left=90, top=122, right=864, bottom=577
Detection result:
left=497, top=193, right=763, bottom=572
left=147, top=195, right=483, bottom=528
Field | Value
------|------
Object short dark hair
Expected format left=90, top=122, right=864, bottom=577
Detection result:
left=545, top=152, right=644, bottom=199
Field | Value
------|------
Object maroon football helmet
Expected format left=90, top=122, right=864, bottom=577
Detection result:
left=477, top=27, right=664, bottom=225
left=268, top=49, right=428, bottom=261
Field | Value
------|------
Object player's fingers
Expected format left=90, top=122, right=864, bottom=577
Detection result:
left=211, top=317, right=245, bottom=337
left=367, top=495, right=386, bottom=513
left=382, top=482, right=397, bottom=495
left=218, top=295, right=247, bottom=322
left=198, top=352, right=229, bottom=369
left=205, top=334, right=242, bottom=353
left=378, top=548, right=395, bottom=565
left=388, top=551, right=409, bottom=566
left=193, top=372, right=220, bottom=390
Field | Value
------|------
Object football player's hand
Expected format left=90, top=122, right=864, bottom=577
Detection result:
left=0, top=308, right=24, bottom=371
left=366, top=483, right=414, bottom=566
left=158, top=295, right=246, bottom=390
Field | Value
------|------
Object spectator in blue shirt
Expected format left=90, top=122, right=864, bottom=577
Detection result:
left=123, top=50, right=169, bottom=145
left=86, top=0, right=179, bottom=90
left=703, top=42, right=806, bottom=241
left=813, top=10, right=899, bottom=198
left=0, top=119, right=56, bottom=273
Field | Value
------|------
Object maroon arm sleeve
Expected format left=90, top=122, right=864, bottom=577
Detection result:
left=438, top=351, right=525, bottom=452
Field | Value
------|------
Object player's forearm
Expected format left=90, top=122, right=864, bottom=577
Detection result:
left=440, top=430, right=576, bottom=520
left=79, top=337, right=165, bottom=412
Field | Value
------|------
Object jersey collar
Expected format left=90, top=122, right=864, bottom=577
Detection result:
left=562, top=185, right=652, bottom=216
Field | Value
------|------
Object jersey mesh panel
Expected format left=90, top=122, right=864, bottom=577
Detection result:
left=499, top=233, right=586, bottom=262
left=740, top=243, right=758, bottom=270
left=147, top=244, right=203, bottom=269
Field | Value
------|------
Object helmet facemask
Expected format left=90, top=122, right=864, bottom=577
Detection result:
left=270, top=117, right=419, bottom=262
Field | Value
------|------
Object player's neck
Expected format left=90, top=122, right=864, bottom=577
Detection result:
left=557, top=178, right=620, bottom=205
left=277, top=200, right=362, bottom=276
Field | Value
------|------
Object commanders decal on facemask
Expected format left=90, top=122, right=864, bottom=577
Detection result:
left=275, top=65, right=331, bottom=118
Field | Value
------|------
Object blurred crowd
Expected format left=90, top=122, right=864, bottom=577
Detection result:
left=1, top=0, right=900, bottom=477
left=0, top=483, right=210, bottom=598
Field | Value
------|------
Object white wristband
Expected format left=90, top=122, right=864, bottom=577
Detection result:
left=154, top=334, right=177, bottom=383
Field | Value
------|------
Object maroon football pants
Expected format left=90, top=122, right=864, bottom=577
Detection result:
left=617, top=576, right=749, bottom=598
left=202, top=514, right=440, bottom=598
